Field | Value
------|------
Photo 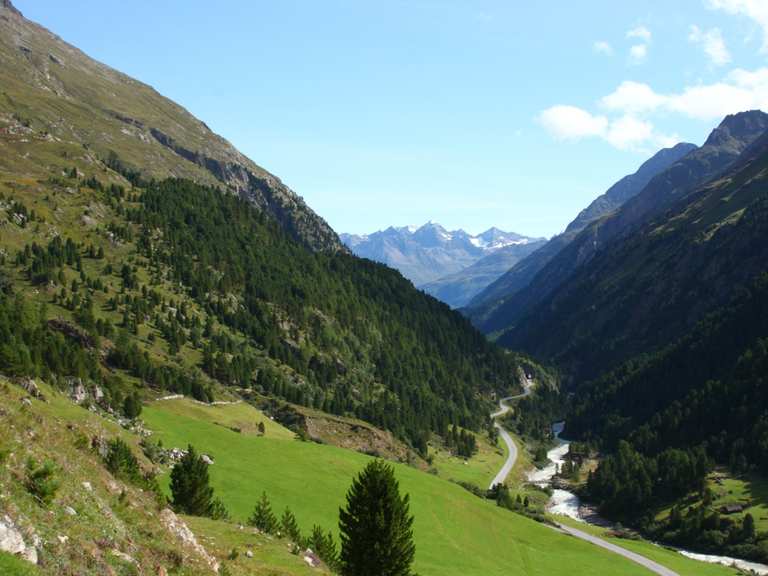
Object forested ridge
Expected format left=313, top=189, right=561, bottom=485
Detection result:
left=1, top=171, right=519, bottom=452
left=500, top=122, right=768, bottom=561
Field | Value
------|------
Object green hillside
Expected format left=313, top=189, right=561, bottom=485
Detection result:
left=141, top=397, right=670, bottom=576
left=0, top=1, right=340, bottom=252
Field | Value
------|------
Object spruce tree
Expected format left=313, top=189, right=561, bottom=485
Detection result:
left=309, top=525, right=339, bottom=570
left=248, top=491, right=278, bottom=534
left=280, top=507, right=303, bottom=544
left=338, top=460, right=415, bottom=576
left=170, top=445, right=214, bottom=516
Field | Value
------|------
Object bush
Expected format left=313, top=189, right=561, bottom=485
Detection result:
left=105, top=438, right=142, bottom=483
left=24, top=458, right=59, bottom=505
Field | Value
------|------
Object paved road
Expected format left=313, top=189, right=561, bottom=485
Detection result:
left=488, top=380, right=532, bottom=490
left=555, top=522, right=679, bottom=576
left=488, top=383, right=680, bottom=575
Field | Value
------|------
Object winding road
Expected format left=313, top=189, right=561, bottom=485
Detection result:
left=488, top=379, right=532, bottom=490
left=488, top=380, right=680, bottom=575
left=554, top=522, right=679, bottom=576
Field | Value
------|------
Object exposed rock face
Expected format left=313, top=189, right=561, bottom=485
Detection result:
left=160, top=508, right=219, bottom=573
left=0, top=514, right=38, bottom=565
left=17, top=377, right=44, bottom=400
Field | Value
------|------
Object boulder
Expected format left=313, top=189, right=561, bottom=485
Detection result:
left=0, top=514, right=38, bottom=565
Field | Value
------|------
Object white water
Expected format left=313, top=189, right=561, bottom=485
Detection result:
left=526, top=422, right=584, bottom=522
left=679, top=551, right=768, bottom=574
left=530, top=422, right=768, bottom=573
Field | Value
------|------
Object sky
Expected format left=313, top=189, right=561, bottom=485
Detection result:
left=14, top=0, right=768, bottom=238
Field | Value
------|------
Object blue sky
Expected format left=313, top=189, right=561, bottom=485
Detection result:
left=15, top=1, right=768, bottom=238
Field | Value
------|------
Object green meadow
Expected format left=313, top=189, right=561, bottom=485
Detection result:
left=145, top=398, right=662, bottom=576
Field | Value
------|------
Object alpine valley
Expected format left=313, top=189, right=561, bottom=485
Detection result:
left=0, top=2, right=766, bottom=576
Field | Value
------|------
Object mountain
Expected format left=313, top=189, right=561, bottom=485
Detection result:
left=0, top=0, right=523, bottom=452
left=465, top=142, right=697, bottom=326
left=340, top=223, right=541, bottom=287
left=420, top=239, right=546, bottom=308
left=499, top=113, right=768, bottom=377
left=0, top=1, right=341, bottom=252
left=523, top=126, right=768, bottom=559
left=470, top=111, right=768, bottom=335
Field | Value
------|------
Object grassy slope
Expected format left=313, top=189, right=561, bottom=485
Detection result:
left=144, top=398, right=667, bottom=576
left=0, top=379, right=336, bottom=575
left=554, top=517, right=740, bottom=576
left=654, top=471, right=768, bottom=534
left=186, top=516, right=331, bottom=576
left=429, top=429, right=507, bottom=489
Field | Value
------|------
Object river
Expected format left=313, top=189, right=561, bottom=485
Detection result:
left=529, top=422, right=768, bottom=575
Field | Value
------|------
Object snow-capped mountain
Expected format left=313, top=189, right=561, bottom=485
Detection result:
left=340, top=223, right=542, bottom=287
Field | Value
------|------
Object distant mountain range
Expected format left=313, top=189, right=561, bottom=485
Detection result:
left=340, top=224, right=544, bottom=294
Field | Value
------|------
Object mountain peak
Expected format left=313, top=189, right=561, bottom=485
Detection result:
left=705, top=110, right=768, bottom=148
left=1, top=0, right=21, bottom=16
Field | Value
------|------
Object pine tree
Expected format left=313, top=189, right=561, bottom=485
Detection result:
left=743, top=513, right=756, bottom=541
left=338, top=460, right=415, bottom=576
left=309, top=525, right=338, bottom=570
left=170, top=445, right=214, bottom=516
left=248, top=491, right=278, bottom=534
left=280, top=507, right=303, bottom=545
left=123, top=391, right=142, bottom=420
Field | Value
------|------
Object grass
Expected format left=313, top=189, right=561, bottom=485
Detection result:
left=654, top=470, right=768, bottom=535
left=0, top=378, right=350, bottom=575
left=0, top=552, right=40, bottom=576
left=144, top=398, right=677, bottom=576
left=429, top=429, right=507, bottom=489
left=554, top=516, right=741, bottom=576
left=184, top=516, right=333, bottom=576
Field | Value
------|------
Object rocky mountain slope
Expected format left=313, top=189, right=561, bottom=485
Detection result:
left=341, top=223, right=541, bottom=287
left=469, top=111, right=768, bottom=335
left=420, top=238, right=546, bottom=308
left=0, top=0, right=340, bottom=252
left=501, top=113, right=768, bottom=380
left=465, top=142, right=697, bottom=326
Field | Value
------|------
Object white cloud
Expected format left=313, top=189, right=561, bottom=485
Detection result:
left=593, top=40, right=613, bottom=55
left=540, top=66, right=768, bottom=150
left=665, top=76, right=764, bottom=119
left=626, top=26, right=652, bottom=42
left=605, top=115, right=655, bottom=150
left=601, top=81, right=666, bottom=113
left=708, top=0, right=768, bottom=52
left=689, top=25, right=731, bottom=65
left=539, top=106, right=608, bottom=140
left=539, top=106, right=665, bottom=151
left=629, top=44, right=648, bottom=63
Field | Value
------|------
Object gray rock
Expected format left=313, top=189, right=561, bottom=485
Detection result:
left=0, top=514, right=37, bottom=565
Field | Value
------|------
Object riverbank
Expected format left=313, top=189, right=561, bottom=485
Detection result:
left=529, top=422, right=768, bottom=575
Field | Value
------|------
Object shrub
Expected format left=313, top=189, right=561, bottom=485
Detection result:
left=24, top=458, right=59, bottom=505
